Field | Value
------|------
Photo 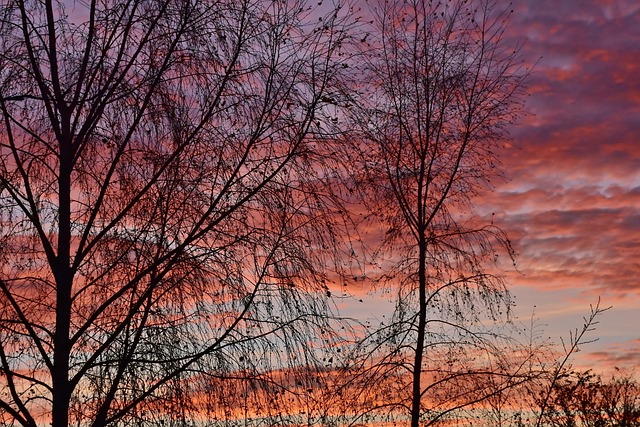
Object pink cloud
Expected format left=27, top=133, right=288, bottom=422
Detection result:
left=475, top=0, right=640, bottom=370
left=581, top=338, right=640, bottom=372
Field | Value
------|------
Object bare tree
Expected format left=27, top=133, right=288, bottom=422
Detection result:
left=530, top=300, right=609, bottom=427
left=339, top=0, right=528, bottom=425
left=0, top=0, right=355, bottom=426
left=571, top=369, right=640, bottom=427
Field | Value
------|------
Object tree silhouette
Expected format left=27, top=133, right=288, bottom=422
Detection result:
left=0, top=0, right=353, bottom=426
left=513, top=367, right=640, bottom=427
left=340, top=0, right=528, bottom=425
left=449, top=300, right=611, bottom=427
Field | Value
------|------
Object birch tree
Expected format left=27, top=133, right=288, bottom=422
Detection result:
left=342, top=0, right=528, bottom=425
left=0, top=0, right=353, bottom=425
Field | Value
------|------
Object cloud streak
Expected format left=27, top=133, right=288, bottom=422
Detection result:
left=483, top=0, right=640, bottom=369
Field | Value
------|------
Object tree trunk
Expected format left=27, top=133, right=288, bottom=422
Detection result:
left=53, top=115, right=72, bottom=427
left=411, top=231, right=428, bottom=427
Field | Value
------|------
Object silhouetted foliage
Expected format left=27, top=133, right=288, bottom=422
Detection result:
left=0, top=0, right=570, bottom=426
left=460, top=300, right=612, bottom=427
left=339, top=0, right=528, bottom=425
left=0, top=0, right=354, bottom=426
left=521, top=368, right=640, bottom=427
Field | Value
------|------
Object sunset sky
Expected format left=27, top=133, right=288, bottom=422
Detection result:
left=485, top=0, right=640, bottom=372
left=343, top=0, right=640, bottom=374
left=1, top=1, right=637, bottom=424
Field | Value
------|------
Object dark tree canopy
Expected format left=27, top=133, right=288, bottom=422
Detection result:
left=338, top=0, right=528, bottom=425
left=0, top=0, right=353, bottom=426
left=0, top=0, right=544, bottom=426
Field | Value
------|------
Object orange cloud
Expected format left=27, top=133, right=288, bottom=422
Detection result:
left=468, top=0, right=640, bottom=373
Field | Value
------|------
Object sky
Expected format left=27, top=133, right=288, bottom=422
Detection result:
left=485, top=0, right=640, bottom=372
